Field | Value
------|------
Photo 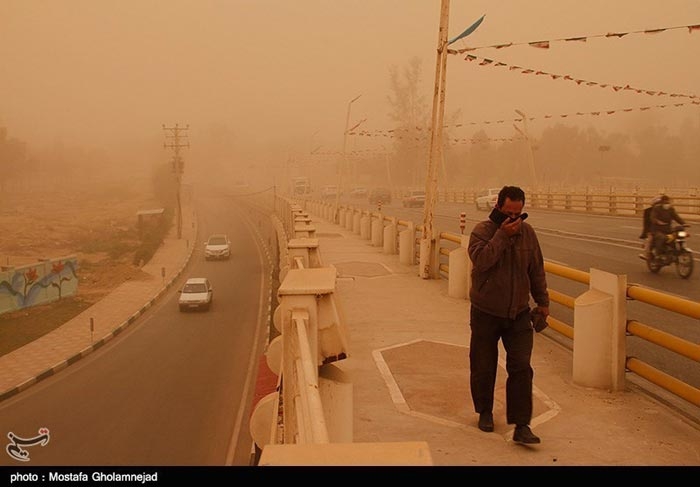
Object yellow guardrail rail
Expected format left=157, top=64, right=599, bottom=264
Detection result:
left=434, top=229, right=700, bottom=408
left=300, top=197, right=700, bottom=409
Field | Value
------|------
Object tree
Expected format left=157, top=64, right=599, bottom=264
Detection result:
left=386, top=57, right=430, bottom=187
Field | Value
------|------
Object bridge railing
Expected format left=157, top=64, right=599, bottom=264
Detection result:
left=250, top=199, right=433, bottom=465
left=430, top=187, right=700, bottom=219
left=303, top=197, right=700, bottom=410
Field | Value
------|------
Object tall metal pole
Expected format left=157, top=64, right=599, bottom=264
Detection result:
left=163, top=123, right=189, bottom=239
left=421, top=0, right=450, bottom=279
left=334, top=94, right=361, bottom=222
left=515, top=109, right=537, bottom=189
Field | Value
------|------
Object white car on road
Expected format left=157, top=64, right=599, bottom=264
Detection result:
left=178, top=277, right=213, bottom=311
left=204, top=234, right=231, bottom=260
left=475, top=188, right=500, bottom=210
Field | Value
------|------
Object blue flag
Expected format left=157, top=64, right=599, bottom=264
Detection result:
left=448, top=14, right=485, bottom=45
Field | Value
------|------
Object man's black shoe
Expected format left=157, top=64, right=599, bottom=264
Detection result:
left=513, top=425, right=540, bottom=444
left=478, top=412, right=494, bottom=432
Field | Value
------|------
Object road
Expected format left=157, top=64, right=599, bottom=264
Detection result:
left=0, top=193, right=271, bottom=466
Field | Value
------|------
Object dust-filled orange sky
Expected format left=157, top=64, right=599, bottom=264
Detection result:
left=1, top=0, right=699, bottom=173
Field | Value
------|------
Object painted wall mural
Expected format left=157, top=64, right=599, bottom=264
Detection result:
left=0, top=256, right=78, bottom=315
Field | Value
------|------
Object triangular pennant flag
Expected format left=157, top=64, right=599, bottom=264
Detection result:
left=448, top=15, right=485, bottom=45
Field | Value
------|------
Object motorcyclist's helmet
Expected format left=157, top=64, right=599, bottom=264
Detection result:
left=659, top=194, right=672, bottom=209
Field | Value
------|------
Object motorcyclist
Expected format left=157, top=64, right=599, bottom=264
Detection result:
left=639, top=195, right=661, bottom=260
left=649, top=194, right=686, bottom=257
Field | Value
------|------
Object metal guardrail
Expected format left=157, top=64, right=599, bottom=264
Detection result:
left=426, top=188, right=700, bottom=219
left=434, top=230, right=700, bottom=408
left=309, top=197, right=699, bottom=409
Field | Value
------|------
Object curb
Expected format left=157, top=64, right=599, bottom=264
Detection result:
left=0, top=214, right=198, bottom=404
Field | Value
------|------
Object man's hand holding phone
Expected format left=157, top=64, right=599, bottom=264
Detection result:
left=501, top=215, right=521, bottom=236
left=500, top=212, right=528, bottom=237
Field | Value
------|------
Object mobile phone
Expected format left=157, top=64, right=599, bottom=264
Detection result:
left=489, top=208, right=508, bottom=225
left=508, top=212, right=528, bottom=223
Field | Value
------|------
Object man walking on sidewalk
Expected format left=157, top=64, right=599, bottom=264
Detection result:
left=467, top=185, right=550, bottom=444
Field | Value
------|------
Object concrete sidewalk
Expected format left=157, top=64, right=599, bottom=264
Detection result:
left=306, top=212, right=700, bottom=466
left=2, top=201, right=699, bottom=466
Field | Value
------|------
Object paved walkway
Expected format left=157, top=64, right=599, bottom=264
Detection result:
left=300, top=211, right=700, bottom=466
left=2, top=202, right=699, bottom=466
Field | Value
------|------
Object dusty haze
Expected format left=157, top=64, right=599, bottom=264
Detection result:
left=2, top=0, right=699, bottom=190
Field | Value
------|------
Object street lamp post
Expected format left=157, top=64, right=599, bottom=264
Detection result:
left=514, top=109, right=537, bottom=189
left=334, top=94, right=362, bottom=222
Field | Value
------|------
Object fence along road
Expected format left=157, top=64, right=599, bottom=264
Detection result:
left=302, top=195, right=700, bottom=421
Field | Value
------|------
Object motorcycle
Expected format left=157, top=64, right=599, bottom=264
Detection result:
left=640, top=225, right=694, bottom=278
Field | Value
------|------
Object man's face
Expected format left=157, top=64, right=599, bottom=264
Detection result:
left=499, top=197, right=525, bottom=219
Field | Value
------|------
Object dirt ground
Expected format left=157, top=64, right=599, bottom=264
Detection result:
left=0, top=180, right=163, bottom=357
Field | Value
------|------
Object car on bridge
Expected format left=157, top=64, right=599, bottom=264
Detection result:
left=402, top=189, right=426, bottom=208
left=475, top=188, right=500, bottom=210
left=320, top=185, right=339, bottom=200
left=349, top=186, right=368, bottom=198
left=369, top=187, right=392, bottom=206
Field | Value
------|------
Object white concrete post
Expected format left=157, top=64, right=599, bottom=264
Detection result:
left=352, top=211, right=361, bottom=234
left=399, top=222, right=415, bottom=265
left=345, top=209, right=354, bottom=231
left=371, top=214, right=384, bottom=247
left=573, top=289, right=613, bottom=389
left=383, top=218, right=397, bottom=254
left=448, top=235, right=470, bottom=299
left=360, top=212, right=370, bottom=240
left=572, top=268, right=627, bottom=391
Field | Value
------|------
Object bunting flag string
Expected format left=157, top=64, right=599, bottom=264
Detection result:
left=447, top=22, right=700, bottom=53
left=349, top=99, right=700, bottom=141
left=462, top=53, right=698, bottom=100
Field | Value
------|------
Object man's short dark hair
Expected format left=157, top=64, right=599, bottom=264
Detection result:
left=497, top=186, right=526, bottom=207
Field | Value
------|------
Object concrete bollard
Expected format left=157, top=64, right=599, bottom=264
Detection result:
left=346, top=210, right=354, bottom=231
left=360, top=213, right=371, bottom=240
left=573, top=288, right=614, bottom=389
left=371, top=216, right=384, bottom=247
left=383, top=221, right=397, bottom=254
left=399, top=224, right=415, bottom=265
left=448, top=247, right=469, bottom=299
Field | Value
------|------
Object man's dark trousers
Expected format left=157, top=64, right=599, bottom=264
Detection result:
left=469, top=306, right=534, bottom=426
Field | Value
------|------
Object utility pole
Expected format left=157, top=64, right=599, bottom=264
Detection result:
left=162, top=123, right=189, bottom=239
left=421, top=0, right=450, bottom=279
left=334, top=94, right=362, bottom=223
left=514, top=109, right=537, bottom=189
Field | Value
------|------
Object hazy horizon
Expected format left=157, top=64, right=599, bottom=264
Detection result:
left=2, top=0, right=699, bottom=187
